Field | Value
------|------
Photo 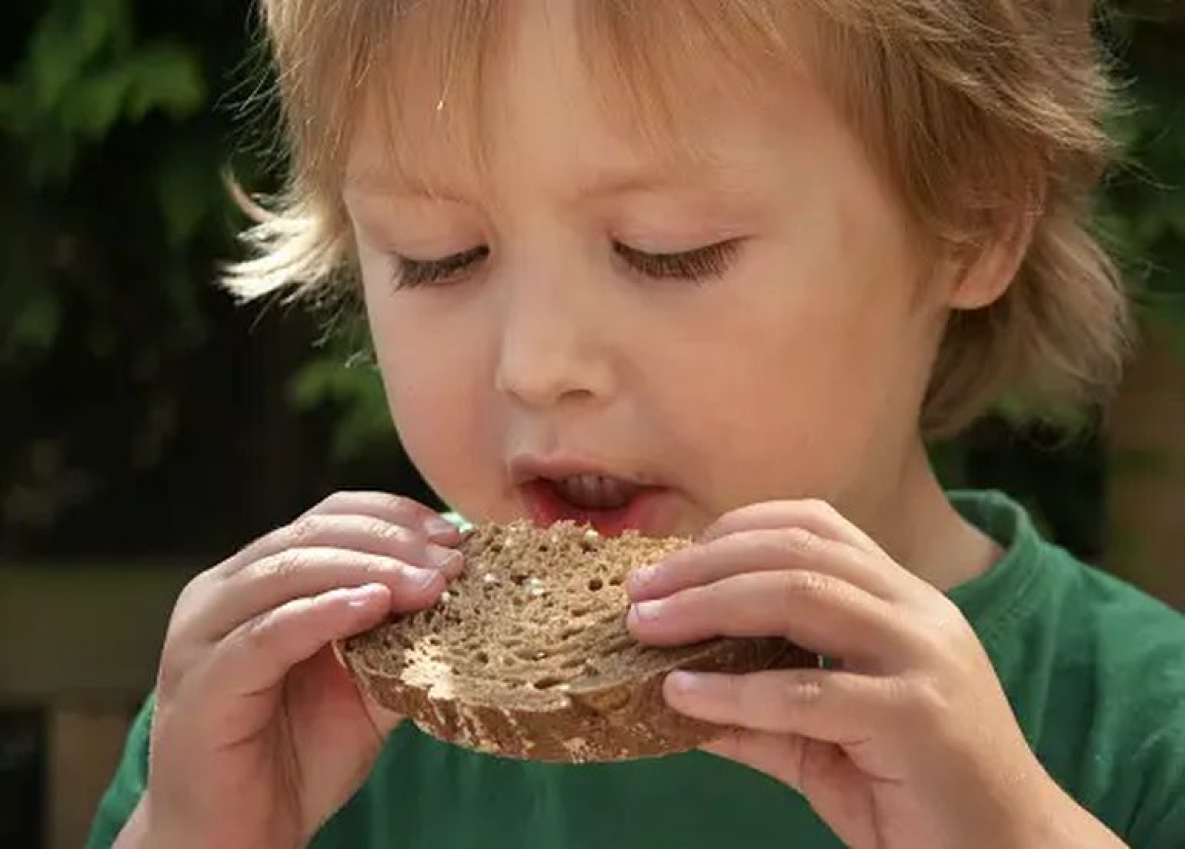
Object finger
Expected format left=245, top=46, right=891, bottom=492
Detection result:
left=214, top=583, right=394, bottom=698
left=701, top=728, right=810, bottom=789
left=629, top=570, right=916, bottom=664
left=698, top=500, right=931, bottom=600
left=702, top=499, right=879, bottom=551
left=701, top=731, right=875, bottom=847
left=628, top=527, right=899, bottom=603
left=291, top=515, right=464, bottom=576
left=665, top=667, right=889, bottom=745
left=206, top=548, right=445, bottom=638
left=220, top=494, right=461, bottom=577
left=308, top=492, right=461, bottom=543
left=231, top=514, right=463, bottom=578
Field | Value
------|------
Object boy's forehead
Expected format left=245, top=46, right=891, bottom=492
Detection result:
left=342, top=69, right=815, bottom=206
left=342, top=106, right=798, bottom=213
left=332, top=0, right=826, bottom=205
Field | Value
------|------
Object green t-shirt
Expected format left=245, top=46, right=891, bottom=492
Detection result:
left=87, top=491, right=1185, bottom=848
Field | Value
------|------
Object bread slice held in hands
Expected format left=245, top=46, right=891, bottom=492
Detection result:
left=338, top=521, right=816, bottom=763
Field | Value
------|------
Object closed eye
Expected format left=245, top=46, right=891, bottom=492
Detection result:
left=613, top=239, right=741, bottom=282
left=392, top=245, right=489, bottom=289
left=389, top=238, right=742, bottom=290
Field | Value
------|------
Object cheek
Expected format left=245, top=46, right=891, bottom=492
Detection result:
left=363, top=287, right=499, bottom=504
left=655, top=326, right=879, bottom=498
left=650, top=242, right=932, bottom=502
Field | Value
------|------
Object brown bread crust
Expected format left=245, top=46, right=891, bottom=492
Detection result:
left=339, top=521, right=817, bottom=763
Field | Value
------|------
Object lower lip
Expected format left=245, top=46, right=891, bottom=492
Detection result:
left=519, top=480, right=675, bottom=537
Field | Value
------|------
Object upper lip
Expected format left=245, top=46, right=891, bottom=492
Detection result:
left=509, top=454, right=646, bottom=487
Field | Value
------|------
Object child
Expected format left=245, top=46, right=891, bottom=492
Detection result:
left=90, top=1, right=1184, bottom=846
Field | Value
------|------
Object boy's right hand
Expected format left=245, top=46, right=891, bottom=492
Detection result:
left=121, top=492, right=464, bottom=849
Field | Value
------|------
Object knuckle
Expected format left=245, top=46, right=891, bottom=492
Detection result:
left=375, top=520, right=414, bottom=545
left=238, top=617, right=272, bottom=656
left=173, top=571, right=209, bottom=610
left=781, top=570, right=833, bottom=600
left=168, top=571, right=217, bottom=640
left=239, top=605, right=290, bottom=654
left=891, top=674, right=947, bottom=726
left=158, top=594, right=207, bottom=696
left=916, top=598, right=976, bottom=656
left=773, top=527, right=824, bottom=562
left=376, top=493, right=417, bottom=517
left=156, top=638, right=207, bottom=700
left=209, top=540, right=256, bottom=578
left=156, top=653, right=185, bottom=699
left=775, top=571, right=834, bottom=621
left=782, top=673, right=826, bottom=708
left=257, top=548, right=315, bottom=581
left=801, top=498, right=841, bottom=524
left=358, top=555, right=400, bottom=581
left=931, top=597, right=972, bottom=638
left=286, top=514, right=327, bottom=545
left=314, top=490, right=352, bottom=511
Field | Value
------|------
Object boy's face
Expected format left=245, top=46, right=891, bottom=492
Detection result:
left=343, top=2, right=950, bottom=538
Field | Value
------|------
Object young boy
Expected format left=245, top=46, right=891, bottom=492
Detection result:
left=89, top=1, right=1184, bottom=847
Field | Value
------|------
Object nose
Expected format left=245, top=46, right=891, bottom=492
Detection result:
left=493, top=279, right=616, bottom=410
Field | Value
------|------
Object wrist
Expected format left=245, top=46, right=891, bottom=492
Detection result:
left=1016, top=778, right=1127, bottom=849
left=114, top=792, right=202, bottom=849
left=116, top=792, right=303, bottom=849
left=112, top=794, right=156, bottom=849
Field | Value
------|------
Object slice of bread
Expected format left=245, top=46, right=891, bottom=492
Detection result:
left=338, top=520, right=816, bottom=763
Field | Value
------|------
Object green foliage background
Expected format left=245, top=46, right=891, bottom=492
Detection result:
left=0, top=0, right=1182, bottom=562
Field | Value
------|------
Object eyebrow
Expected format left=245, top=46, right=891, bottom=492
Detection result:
left=564, top=159, right=763, bottom=210
left=342, top=168, right=468, bottom=204
left=343, top=148, right=758, bottom=208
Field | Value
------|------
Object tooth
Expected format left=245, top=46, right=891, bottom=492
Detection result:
left=583, top=475, right=606, bottom=506
left=555, top=474, right=636, bottom=510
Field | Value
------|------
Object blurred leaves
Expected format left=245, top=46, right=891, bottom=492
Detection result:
left=1100, top=2, right=1185, bottom=345
left=0, top=1, right=224, bottom=371
left=1, top=0, right=204, bottom=184
left=289, top=348, right=392, bottom=463
left=0, top=0, right=261, bottom=549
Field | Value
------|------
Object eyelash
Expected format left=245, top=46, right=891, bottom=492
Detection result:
left=390, top=240, right=741, bottom=290
left=394, top=246, right=490, bottom=289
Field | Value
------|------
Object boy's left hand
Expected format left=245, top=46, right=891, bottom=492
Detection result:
left=626, top=500, right=1126, bottom=849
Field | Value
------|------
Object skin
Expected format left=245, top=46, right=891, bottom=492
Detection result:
left=118, top=494, right=461, bottom=848
left=119, top=2, right=1126, bottom=847
left=346, top=3, right=996, bottom=589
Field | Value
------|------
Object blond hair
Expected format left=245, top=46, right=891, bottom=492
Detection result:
left=229, top=0, right=1132, bottom=436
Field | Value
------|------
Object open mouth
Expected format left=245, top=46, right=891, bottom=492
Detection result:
left=520, top=475, right=667, bottom=536
left=551, top=474, right=641, bottom=511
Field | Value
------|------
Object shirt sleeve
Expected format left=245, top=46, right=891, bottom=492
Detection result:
left=85, top=695, right=154, bottom=849
left=1123, top=699, right=1185, bottom=848
left=1113, top=615, right=1185, bottom=848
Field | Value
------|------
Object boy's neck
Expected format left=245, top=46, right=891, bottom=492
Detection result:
left=863, top=439, right=1004, bottom=593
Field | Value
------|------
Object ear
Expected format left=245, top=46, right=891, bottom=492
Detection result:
left=947, top=206, right=1040, bottom=311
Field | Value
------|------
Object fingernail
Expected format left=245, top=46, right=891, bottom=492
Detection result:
left=424, top=516, right=460, bottom=542
left=427, top=545, right=463, bottom=573
left=403, top=566, right=441, bottom=589
left=667, top=671, right=703, bottom=695
left=631, top=599, right=665, bottom=622
left=346, top=584, right=387, bottom=609
left=627, top=565, right=658, bottom=593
